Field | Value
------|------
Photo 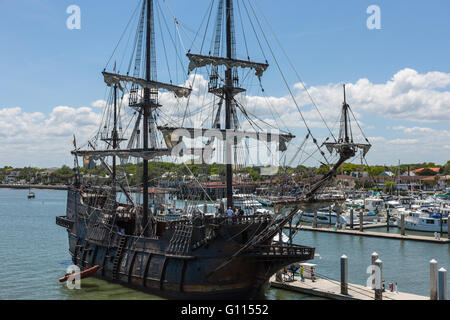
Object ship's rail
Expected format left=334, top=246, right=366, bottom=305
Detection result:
left=165, top=214, right=274, bottom=229
left=245, top=244, right=315, bottom=260
left=56, top=216, right=74, bottom=230
left=206, top=215, right=274, bottom=226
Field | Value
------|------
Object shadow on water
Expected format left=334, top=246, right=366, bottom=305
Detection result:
left=59, top=278, right=164, bottom=300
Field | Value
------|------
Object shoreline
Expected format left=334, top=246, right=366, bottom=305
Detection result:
left=0, top=184, right=68, bottom=191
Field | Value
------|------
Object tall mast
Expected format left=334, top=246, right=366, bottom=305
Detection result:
left=343, top=85, right=350, bottom=143
left=112, top=84, right=118, bottom=195
left=142, top=0, right=155, bottom=235
left=225, top=0, right=234, bottom=209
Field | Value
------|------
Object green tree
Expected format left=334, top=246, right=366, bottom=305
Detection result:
left=416, top=168, right=438, bottom=176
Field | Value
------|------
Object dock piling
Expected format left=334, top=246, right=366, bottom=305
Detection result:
left=386, top=209, right=390, bottom=232
left=336, top=203, right=342, bottom=229
left=375, top=258, right=383, bottom=300
left=430, top=259, right=438, bottom=300
left=400, top=213, right=406, bottom=236
left=438, top=268, right=447, bottom=300
left=371, top=252, right=378, bottom=289
left=313, top=211, right=318, bottom=229
left=350, top=209, right=354, bottom=230
left=329, top=206, right=332, bottom=228
left=341, top=255, right=348, bottom=295
left=359, top=210, right=363, bottom=232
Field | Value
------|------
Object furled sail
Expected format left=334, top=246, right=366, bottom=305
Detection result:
left=187, top=54, right=269, bottom=79
left=102, top=72, right=192, bottom=98
left=73, top=147, right=206, bottom=161
left=72, top=149, right=171, bottom=161
left=159, top=127, right=294, bottom=152
left=324, top=142, right=372, bottom=157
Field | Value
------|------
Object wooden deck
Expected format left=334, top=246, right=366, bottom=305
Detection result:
left=287, top=225, right=450, bottom=244
left=270, top=276, right=429, bottom=300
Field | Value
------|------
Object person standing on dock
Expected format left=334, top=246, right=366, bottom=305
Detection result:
left=300, top=265, right=305, bottom=282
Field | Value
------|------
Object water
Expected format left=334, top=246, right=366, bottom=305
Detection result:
left=0, top=188, right=448, bottom=300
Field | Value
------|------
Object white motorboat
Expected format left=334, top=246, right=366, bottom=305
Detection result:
left=398, top=211, right=448, bottom=233
left=298, top=207, right=360, bottom=225
left=223, top=194, right=274, bottom=215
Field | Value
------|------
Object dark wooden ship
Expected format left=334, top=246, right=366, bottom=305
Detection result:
left=56, top=0, right=370, bottom=300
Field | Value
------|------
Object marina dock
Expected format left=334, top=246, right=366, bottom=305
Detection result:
left=270, top=276, right=429, bottom=300
left=287, top=225, right=450, bottom=244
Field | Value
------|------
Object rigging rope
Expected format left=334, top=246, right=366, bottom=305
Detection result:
left=105, top=0, right=143, bottom=70
left=253, top=1, right=337, bottom=143
left=245, top=0, right=329, bottom=166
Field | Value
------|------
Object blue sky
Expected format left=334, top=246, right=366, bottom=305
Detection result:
left=0, top=0, right=449, bottom=168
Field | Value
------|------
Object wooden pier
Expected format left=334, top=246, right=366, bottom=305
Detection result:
left=287, top=225, right=450, bottom=244
left=270, top=276, right=429, bottom=300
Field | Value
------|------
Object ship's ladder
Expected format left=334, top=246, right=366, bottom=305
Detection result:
left=86, top=194, right=116, bottom=242
left=88, top=193, right=117, bottom=242
left=168, top=223, right=193, bottom=255
left=112, top=235, right=127, bottom=280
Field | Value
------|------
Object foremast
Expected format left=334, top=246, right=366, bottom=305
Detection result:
left=258, top=85, right=373, bottom=247
left=72, top=0, right=192, bottom=235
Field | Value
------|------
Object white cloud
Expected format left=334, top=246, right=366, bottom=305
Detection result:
left=91, top=99, right=107, bottom=108
left=346, top=68, right=450, bottom=122
left=0, top=106, right=100, bottom=167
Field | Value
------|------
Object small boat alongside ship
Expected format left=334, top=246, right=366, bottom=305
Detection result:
left=59, top=265, right=101, bottom=283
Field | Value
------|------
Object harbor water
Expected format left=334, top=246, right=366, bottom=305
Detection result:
left=0, top=188, right=448, bottom=300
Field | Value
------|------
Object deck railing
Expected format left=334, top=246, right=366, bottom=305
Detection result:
left=246, top=244, right=315, bottom=260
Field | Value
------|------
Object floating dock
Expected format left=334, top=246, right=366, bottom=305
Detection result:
left=287, top=225, right=450, bottom=244
left=270, top=276, right=429, bottom=300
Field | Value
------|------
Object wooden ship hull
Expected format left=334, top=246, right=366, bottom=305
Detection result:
left=57, top=187, right=315, bottom=300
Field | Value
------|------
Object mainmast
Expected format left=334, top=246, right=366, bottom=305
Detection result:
left=142, top=0, right=157, bottom=236
left=185, top=0, right=271, bottom=209
left=225, top=0, right=234, bottom=209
